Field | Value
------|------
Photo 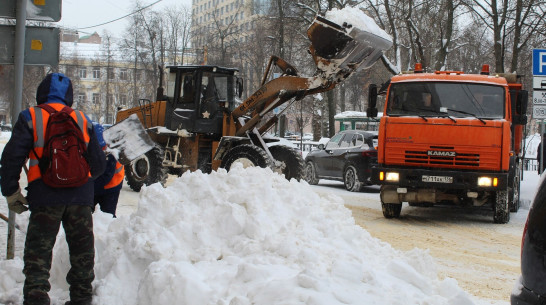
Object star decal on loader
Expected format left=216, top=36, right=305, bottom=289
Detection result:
left=202, top=111, right=210, bottom=118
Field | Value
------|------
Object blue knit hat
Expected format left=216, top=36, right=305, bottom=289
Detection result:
left=92, top=122, right=106, bottom=148
left=36, top=73, right=74, bottom=106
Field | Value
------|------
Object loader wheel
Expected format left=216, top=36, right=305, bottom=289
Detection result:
left=344, top=165, right=362, bottom=192
left=304, top=161, right=319, bottom=185
left=269, top=145, right=305, bottom=181
left=220, top=144, right=273, bottom=171
left=125, top=146, right=168, bottom=192
left=493, top=190, right=510, bottom=224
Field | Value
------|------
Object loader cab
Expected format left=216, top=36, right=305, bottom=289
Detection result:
left=164, top=65, right=240, bottom=135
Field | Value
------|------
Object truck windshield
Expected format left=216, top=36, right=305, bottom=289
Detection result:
left=386, top=82, right=505, bottom=119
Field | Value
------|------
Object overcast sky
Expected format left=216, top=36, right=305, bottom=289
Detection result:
left=60, top=0, right=192, bottom=38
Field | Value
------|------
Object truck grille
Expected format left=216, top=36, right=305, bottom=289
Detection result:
left=404, top=150, right=480, bottom=167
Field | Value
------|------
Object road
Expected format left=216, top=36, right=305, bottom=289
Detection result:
left=310, top=180, right=529, bottom=304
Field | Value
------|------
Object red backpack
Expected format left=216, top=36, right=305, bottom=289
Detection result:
left=32, top=104, right=90, bottom=188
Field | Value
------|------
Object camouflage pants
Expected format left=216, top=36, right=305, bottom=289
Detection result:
left=23, top=205, right=94, bottom=305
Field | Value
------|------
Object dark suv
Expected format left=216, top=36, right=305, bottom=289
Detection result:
left=304, top=130, right=378, bottom=191
left=511, top=177, right=546, bottom=304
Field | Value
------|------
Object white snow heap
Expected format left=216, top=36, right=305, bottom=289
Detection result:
left=93, top=165, right=470, bottom=304
left=325, top=7, right=392, bottom=42
left=0, top=165, right=474, bottom=305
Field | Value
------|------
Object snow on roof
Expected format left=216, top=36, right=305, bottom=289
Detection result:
left=325, top=7, right=392, bottom=42
left=334, top=111, right=383, bottom=119
left=60, top=41, right=125, bottom=61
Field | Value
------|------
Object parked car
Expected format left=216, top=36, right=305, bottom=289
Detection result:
left=303, top=130, right=378, bottom=191
left=0, top=123, right=12, bottom=131
left=511, top=177, right=546, bottom=304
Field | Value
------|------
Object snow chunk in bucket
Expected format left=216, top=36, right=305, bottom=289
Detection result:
left=325, top=6, right=392, bottom=42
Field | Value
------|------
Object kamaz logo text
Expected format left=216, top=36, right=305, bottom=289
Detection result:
left=427, top=150, right=456, bottom=157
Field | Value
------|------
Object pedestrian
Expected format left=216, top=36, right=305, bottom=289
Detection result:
left=92, top=122, right=124, bottom=217
left=538, top=133, right=546, bottom=174
left=0, top=73, right=106, bottom=305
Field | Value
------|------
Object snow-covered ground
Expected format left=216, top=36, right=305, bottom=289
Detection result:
left=0, top=130, right=541, bottom=305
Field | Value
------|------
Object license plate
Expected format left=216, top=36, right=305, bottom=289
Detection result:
left=422, top=175, right=453, bottom=183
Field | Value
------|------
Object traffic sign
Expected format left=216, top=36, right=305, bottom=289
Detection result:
left=533, top=105, right=546, bottom=119
left=0, top=0, right=61, bottom=21
left=533, top=76, right=546, bottom=89
left=534, top=49, right=546, bottom=76
left=534, top=90, right=546, bottom=105
left=0, top=25, right=60, bottom=66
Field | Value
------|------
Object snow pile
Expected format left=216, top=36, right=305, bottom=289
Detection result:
left=325, top=7, right=392, bottom=42
left=1, top=165, right=474, bottom=304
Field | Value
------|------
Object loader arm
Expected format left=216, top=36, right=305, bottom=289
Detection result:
left=230, top=14, right=392, bottom=138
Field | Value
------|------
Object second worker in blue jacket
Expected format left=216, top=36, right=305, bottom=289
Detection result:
left=92, top=122, right=124, bottom=218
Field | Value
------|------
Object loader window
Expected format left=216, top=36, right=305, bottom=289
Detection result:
left=387, top=82, right=505, bottom=119
left=200, top=73, right=231, bottom=119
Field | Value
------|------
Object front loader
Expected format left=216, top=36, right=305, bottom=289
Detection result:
left=116, top=12, right=392, bottom=191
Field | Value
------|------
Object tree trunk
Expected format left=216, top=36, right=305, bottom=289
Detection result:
left=434, top=0, right=454, bottom=71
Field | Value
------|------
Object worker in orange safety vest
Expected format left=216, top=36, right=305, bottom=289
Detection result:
left=92, top=122, right=125, bottom=217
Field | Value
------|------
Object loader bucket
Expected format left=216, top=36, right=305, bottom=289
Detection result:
left=307, top=15, right=392, bottom=78
left=102, top=114, right=156, bottom=165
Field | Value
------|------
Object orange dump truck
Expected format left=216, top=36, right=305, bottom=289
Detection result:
left=369, top=64, right=528, bottom=223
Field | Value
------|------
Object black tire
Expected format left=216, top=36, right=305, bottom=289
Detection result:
left=220, top=144, right=274, bottom=171
left=344, top=165, right=362, bottom=192
left=304, top=161, right=319, bottom=185
left=380, top=185, right=402, bottom=218
left=125, top=146, right=168, bottom=192
left=509, top=169, right=521, bottom=213
left=493, top=190, right=510, bottom=224
left=382, top=203, right=402, bottom=218
left=269, top=145, right=305, bottom=181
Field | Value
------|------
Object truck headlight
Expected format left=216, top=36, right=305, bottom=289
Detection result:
left=385, top=172, right=400, bottom=182
left=477, top=177, right=493, bottom=187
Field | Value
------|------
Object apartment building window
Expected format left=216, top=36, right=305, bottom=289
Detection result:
left=107, top=94, right=113, bottom=106
left=79, top=68, right=87, bottom=79
left=120, top=95, right=128, bottom=107
left=77, top=93, right=85, bottom=104
left=108, top=68, right=115, bottom=80
left=92, top=93, right=100, bottom=104
left=93, top=67, right=101, bottom=79
left=120, top=69, right=128, bottom=80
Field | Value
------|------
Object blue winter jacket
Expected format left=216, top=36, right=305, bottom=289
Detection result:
left=0, top=75, right=106, bottom=208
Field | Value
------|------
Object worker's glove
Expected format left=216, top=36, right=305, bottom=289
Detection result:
left=6, top=188, right=28, bottom=214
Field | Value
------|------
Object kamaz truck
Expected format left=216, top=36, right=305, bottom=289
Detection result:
left=369, top=64, right=528, bottom=223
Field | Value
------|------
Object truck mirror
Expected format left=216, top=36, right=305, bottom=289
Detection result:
left=513, top=90, right=528, bottom=125
left=367, top=84, right=378, bottom=118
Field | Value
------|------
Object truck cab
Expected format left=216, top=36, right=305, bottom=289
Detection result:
left=370, top=64, right=528, bottom=223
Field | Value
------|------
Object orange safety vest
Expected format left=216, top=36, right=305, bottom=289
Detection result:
left=27, top=103, right=91, bottom=183
left=104, top=161, right=124, bottom=189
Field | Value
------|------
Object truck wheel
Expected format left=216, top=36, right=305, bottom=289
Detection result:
left=509, top=170, right=521, bottom=212
left=304, top=161, right=319, bottom=185
left=220, top=144, right=273, bottom=171
left=344, top=165, right=362, bottom=192
left=269, top=145, right=305, bottom=181
left=382, top=203, right=402, bottom=218
left=493, top=190, right=510, bottom=224
left=125, top=146, right=168, bottom=192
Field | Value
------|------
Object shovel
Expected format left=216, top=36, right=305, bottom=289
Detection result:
left=102, top=114, right=156, bottom=165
